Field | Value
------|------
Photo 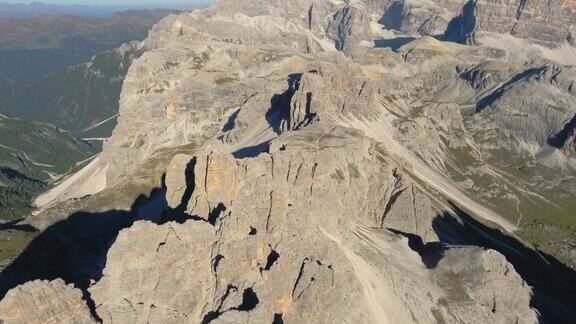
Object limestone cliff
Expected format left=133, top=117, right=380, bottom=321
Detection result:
left=2, top=0, right=576, bottom=323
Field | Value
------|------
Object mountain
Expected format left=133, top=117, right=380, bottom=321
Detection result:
left=0, top=0, right=575, bottom=323
left=0, top=9, right=170, bottom=273
left=0, top=42, right=144, bottom=141
left=0, top=114, right=95, bottom=221
left=0, top=10, right=178, bottom=83
left=0, top=10, right=171, bottom=223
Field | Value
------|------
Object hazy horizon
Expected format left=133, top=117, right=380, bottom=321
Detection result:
left=0, top=0, right=212, bottom=7
left=0, top=0, right=213, bottom=18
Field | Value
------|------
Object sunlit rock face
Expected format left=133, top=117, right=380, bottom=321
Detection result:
left=8, top=0, right=576, bottom=323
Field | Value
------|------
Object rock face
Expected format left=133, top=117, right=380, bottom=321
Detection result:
left=326, top=5, right=373, bottom=54
left=0, top=279, right=94, bottom=323
left=374, top=0, right=576, bottom=49
left=31, top=0, right=576, bottom=209
left=379, top=0, right=466, bottom=36
left=445, top=0, right=576, bottom=47
left=4, top=0, right=576, bottom=323
left=87, top=126, right=537, bottom=323
left=477, top=64, right=576, bottom=148
left=430, top=247, right=535, bottom=322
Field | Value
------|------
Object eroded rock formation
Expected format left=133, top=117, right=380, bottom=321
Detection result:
left=64, top=126, right=540, bottom=322
left=445, top=0, right=576, bottom=47
left=2, top=0, right=576, bottom=322
left=0, top=279, right=94, bottom=323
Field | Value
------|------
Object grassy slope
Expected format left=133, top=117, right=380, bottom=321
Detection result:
left=0, top=114, right=95, bottom=221
left=443, top=139, right=576, bottom=268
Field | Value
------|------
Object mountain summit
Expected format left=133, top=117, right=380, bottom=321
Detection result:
left=0, top=0, right=575, bottom=322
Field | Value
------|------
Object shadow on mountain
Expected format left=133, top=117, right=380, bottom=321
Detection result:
left=475, top=66, right=544, bottom=113
left=0, top=220, right=37, bottom=233
left=221, top=108, right=240, bottom=132
left=548, top=113, right=576, bottom=149
left=266, top=73, right=302, bottom=134
left=0, top=186, right=168, bottom=301
left=374, top=37, right=415, bottom=51
left=233, top=141, right=271, bottom=159
left=386, top=228, right=446, bottom=268
left=378, top=1, right=404, bottom=30
left=432, top=202, right=576, bottom=322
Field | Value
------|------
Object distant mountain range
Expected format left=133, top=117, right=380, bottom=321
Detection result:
left=0, top=9, right=178, bottom=83
left=1, top=1, right=576, bottom=323
left=0, top=1, right=209, bottom=18
left=0, top=42, right=144, bottom=141
left=0, top=10, right=179, bottom=50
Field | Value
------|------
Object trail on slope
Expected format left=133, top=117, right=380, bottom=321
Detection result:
left=80, top=114, right=119, bottom=133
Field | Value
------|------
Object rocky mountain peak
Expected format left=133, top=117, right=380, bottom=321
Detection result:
left=1, top=0, right=575, bottom=322
left=445, top=0, right=576, bottom=47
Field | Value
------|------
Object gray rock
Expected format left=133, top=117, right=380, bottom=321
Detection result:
left=86, top=126, right=537, bottom=322
left=430, top=247, right=537, bottom=323
left=445, top=0, right=576, bottom=47
left=10, top=0, right=576, bottom=322
left=563, top=128, right=576, bottom=157
left=0, top=279, right=95, bottom=324
left=380, top=0, right=464, bottom=36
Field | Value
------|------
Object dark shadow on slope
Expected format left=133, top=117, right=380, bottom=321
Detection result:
left=548, top=113, right=576, bottom=149
left=200, top=285, right=259, bottom=324
left=272, top=313, right=284, bottom=324
left=158, top=208, right=196, bottom=225
left=232, top=141, right=271, bottom=159
left=156, top=158, right=229, bottom=226
left=0, top=186, right=168, bottom=303
left=475, top=67, right=545, bottom=113
left=378, top=1, right=405, bottom=30
left=387, top=209, right=469, bottom=267
left=154, top=158, right=198, bottom=225
left=178, top=157, right=196, bottom=211
left=229, top=74, right=304, bottom=160
left=0, top=219, right=37, bottom=232
left=432, top=203, right=576, bottom=322
left=207, top=203, right=226, bottom=226
left=374, top=37, right=415, bottom=51
left=266, top=73, right=302, bottom=134
left=442, top=0, right=477, bottom=44
left=0, top=167, right=45, bottom=185
left=221, top=108, right=240, bottom=132
left=386, top=228, right=446, bottom=268
left=388, top=228, right=425, bottom=252
left=159, top=202, right=228, bottom=228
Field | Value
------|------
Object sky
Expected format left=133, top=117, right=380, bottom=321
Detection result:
left=1, top=0, right=211, bottom=6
